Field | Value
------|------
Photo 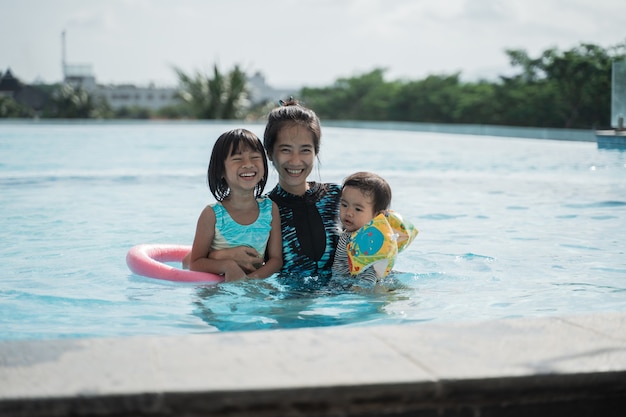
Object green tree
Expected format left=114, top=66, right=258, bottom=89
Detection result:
left=301, top=69, right=399, bottom=120
left=0, top=95, right=34, bottom=118
left=156, top=104, right=191, bottom=119
left=115, top=105, right=152, bottom=119
left=174, top=64, right=249, bottom=119
left=389, top=74, right=463, bottom=123
left=502, top=42, right=625, bottom=128
left=45, top=84, right=112, bottom=119
left=299, top=42, right=625, bottom=129
left=453, top=81, right=499, bottom=124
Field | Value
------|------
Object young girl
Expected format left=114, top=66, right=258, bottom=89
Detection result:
left=332, top=172, right=418, bottom=284
left=188, top=128, right=282, bottom=282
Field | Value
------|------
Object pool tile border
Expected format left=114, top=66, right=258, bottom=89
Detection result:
left=2, top=312, right=626, bottom=416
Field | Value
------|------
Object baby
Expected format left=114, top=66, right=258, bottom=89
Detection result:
left=332, top=172, right=417, bottom=284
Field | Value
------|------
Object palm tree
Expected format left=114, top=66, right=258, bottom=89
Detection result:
left=174, top=64, right=249, bottom=119
left=46, top=84, right=112, bottom=119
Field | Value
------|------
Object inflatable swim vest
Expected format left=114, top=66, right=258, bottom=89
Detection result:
left=126, top=244, right=223, bottom=283
left=347, top=210, right=418, bottom=278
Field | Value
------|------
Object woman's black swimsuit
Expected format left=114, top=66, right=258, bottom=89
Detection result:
left=268, top=182, right=341, bottom=281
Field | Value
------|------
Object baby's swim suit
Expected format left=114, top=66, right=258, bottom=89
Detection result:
left=332, top=210, right=419, bottom=284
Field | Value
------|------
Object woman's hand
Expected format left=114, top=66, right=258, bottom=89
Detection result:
left=209, top=246, right=263, bottom=273
left=222, top=260, right=247, bottom=282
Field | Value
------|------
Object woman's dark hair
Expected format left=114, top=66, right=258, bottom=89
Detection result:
left=342, top=171, right=392, bottom=214
left=263, top=97, right=322, bottom=157
left=208, top=128, right=268, bottom=201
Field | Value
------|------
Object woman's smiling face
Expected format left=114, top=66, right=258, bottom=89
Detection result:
left=270, top=124, right=316, bottom=196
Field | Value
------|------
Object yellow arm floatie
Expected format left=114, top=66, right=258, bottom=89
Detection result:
left=386, top=210, right=418, bottom=253
left=347, top=210, right=418, bottom=278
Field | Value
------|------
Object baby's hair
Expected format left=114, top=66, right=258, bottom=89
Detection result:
left=342, top=172, right=391, bottom=214
left=263, top=97, right=322, bottom=157
left=208, top=128, right=268, bottom=201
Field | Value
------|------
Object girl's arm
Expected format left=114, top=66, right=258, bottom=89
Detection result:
left=247, top=202, right=283, bottom=279
left=189, top=205, right=246, bottom=281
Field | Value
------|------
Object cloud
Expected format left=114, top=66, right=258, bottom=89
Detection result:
left=1, top=0, right=625, bottom=87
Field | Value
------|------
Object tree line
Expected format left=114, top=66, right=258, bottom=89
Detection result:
left=1, top=41, right=624, bottom=129
left=300, top=42, right=625, bottom=129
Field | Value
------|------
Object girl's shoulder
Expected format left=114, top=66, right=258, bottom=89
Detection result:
left=208, top=201, right=223, bottom=213
left=197, top=203, right=218, bottom=223
left=255, top=196, right=273, bottom=209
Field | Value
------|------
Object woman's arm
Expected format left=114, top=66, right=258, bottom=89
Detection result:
left=247, top=202, right=283, bottom=279
left=189, top=205, right=246, bottom=281
left=207, top=246, right=262, bottom=273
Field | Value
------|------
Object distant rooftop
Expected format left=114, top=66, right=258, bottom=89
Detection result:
left=0, top=68, right=22, bottom=92
left=64, top=64, right=94, bottom=78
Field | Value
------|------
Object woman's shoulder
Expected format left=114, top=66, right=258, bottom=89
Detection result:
left=267, top=183, right=341, bottom=209
left=309, top=181, right=340, bottom=190
left=308, top=181, right=341, bottom=197
left=327, top=182, right=342, bottom=195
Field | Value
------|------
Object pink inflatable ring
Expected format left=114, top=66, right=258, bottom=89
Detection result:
left=126, top=244, right=224, bottom=283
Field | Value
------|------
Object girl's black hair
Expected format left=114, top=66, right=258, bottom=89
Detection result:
left=208, top=128, right=268, bottom=201
left=263, top=98, right=322, bottom=157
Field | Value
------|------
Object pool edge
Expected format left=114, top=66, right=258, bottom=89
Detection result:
left=2, top=311, right=626, bottom=416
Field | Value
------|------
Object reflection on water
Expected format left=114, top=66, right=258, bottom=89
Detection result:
left=192, top=274, right=412, bottom=332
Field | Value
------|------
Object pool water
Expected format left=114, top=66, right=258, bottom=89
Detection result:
left=1, top=121, right=625, bottom=340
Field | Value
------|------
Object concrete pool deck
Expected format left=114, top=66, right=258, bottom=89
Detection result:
left=1, top=312, right=625, bottom=416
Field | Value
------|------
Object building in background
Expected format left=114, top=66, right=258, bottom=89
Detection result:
left=63, top=67, right=292, bottom=111
left=247, top=71, right=294, bottom=104
left=60, top=31, right=293, bottom=111
left=0, top=68, right=47, bottom=112
left=61, top=32, right=180, bottom=111
left=92, top=82, right=179, bottom=111
left=2, top=31, right=297, bottom=115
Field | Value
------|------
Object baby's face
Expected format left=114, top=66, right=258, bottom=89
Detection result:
left=339, top=186, right=377, bottom=232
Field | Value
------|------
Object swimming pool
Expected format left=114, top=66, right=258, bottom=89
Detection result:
left=1, top=121, right=625, bottom=340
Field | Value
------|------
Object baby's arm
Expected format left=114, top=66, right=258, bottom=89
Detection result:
left=356, top=265, right=379, bottom=285
left=189, top=205, right=246, bottom=281
left=331, top=232, right=350, bottom=276
left=247, top=202, right=283, bottom=279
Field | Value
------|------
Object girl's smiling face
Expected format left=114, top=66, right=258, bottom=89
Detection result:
left=339, top=186, right=377, bottom=232
left=223, top=144, right=265, bottom=194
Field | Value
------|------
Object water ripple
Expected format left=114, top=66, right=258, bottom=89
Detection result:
left=563, top=201, right=626, bottom=209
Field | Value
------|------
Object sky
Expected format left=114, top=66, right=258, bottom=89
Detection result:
left=1, top=0, right=625, bottom=89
